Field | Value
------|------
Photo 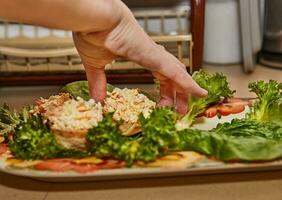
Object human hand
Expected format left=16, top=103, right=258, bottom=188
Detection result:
left=73, top=1, right=207, bottom=114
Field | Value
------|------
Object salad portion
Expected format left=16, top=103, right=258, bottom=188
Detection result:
left=0, top=70, right=281, bottom=174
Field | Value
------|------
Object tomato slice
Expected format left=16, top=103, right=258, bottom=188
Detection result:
left=97, top=159, right=125, bottom=169
left=204, top=101, right=246, bottom=118
left=217, top=103, right=245, bottom=115
left=204, top=106, right=218, bottom=118
left=34, top=159, right=74, bottom=172
left=70, top=163, right=98, bottom=173
left=0, top=143, right=8, bottom=155
left=34, top=158, right=124, bottom=173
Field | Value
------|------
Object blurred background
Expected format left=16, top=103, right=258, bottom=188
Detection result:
left=0, top=0, right=281, bottom=109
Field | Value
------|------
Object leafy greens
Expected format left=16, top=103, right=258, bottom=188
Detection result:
left=61, top=80, right=156, bottom=102
left=0, top=104, right=30, bottom=139
left=61, top=80, right=115, bottom=101
left=178, top=119, right=282, bottom=161
left=4, top=74, right=282, bottom=164
left=87, top=108, right=178, bottom=165
left=176, top=70, right=235, bottom=130
left=247, top=80, right=282, bottom=124
left=176, top=79, right=282, bottom=161
left=9, top=115, right=87, bottom=160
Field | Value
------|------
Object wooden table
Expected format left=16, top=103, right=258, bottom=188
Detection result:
left=1, top=170, right=282, bottom=200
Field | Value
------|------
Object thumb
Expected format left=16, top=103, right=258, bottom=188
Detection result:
left=84, top=64, right=107, bottom=102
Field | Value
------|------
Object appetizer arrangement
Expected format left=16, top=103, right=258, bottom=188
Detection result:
left=0, top=70, right=281, bottom=175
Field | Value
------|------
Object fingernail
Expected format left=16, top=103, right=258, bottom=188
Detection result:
left=200, top=89, right=208, bottom=97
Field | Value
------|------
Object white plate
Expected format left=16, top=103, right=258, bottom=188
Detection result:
left=2, top=107, right=282, bottom=182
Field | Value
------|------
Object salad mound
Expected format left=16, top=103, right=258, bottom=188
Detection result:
left=0, top=71, right=282, bottom=172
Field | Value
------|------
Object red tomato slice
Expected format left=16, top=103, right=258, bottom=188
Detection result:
left=34, top=159, right=74, bottom=172
left=34, top=158, right=124, bottom=173
left=0, top=143, right=8, bottom=155
left=204, top=106, right=218, bottom=118
left=70, top=163, right=98, bottom=173
left=218, top=103, right=245, bottom=115
left=98, top=159, right=125, bottom=169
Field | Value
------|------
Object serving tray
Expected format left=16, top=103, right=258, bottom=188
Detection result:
left=1, top=109, right=282, bottom=182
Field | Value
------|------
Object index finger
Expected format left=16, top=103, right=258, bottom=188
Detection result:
left=84, top=64, right=107, bottom=102
left=138, top=46, right=207, bottom=97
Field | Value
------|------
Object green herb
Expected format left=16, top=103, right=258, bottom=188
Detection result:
left=176, top=70, right=235, bottom=130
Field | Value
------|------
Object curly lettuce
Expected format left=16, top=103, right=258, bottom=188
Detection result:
left=87, top=108, right=178, bottom=165
left=178, top=119, right=282, bottom=161
left=9, top=115, right=87, bottom=160
left=137, top=107, right=179, bottom=162
left=0, top=104, right=30, bottom=141
left=176, top=70, right=235, bottom=130
left=248, top=80, right=282, bottom=124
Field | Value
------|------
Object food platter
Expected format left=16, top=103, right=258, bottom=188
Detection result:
left=1, top=74, right=281, bottom=182
left=1, top=109, right=282, bottom=183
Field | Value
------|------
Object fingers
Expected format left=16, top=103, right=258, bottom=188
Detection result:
left=73, top=32, right=116, bottom=68
left=153, top=71, right=189, bottom=114
left=84, top=65, right=107, bottom=103
left=137, top=44, right=207, bottom=98
left=73, top=32, right=116, bottom=103
left=158, top=79, right=175, bottom=108
left=176, top=92, right=188, bottom=115
left=158, top=58, right=207, bottom=98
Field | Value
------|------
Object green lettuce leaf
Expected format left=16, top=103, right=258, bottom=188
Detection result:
left=248, top=80, right=282, bottom=124
left=61, top=80, right=156, bottom=101
left=178, top=119, right=282, bottom=161
left=61, top=80, right=115, bottom=100
left=176, top=70, right=235, bottom=130
left=9, top=115, right=87, bottom=160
